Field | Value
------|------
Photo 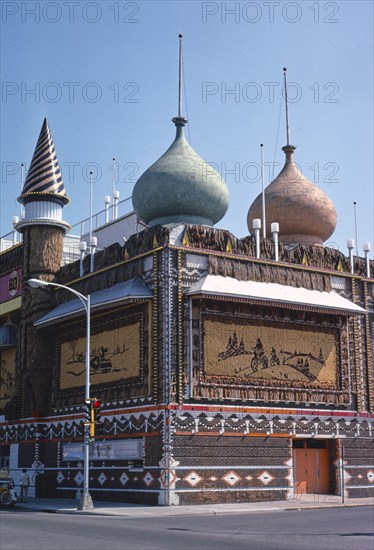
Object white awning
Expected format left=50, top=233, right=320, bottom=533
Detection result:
left=186, top=275, right=365, bottom=315
left=34, top=277, right=153, bottom=327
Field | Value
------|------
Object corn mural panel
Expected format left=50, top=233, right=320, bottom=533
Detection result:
left=204, top=319, right=338, bottom=388
left=0, top=348, right=16, bottom=407
left=60, top=321, right=141, bottom=390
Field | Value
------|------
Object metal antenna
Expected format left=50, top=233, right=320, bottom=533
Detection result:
left=112, top=157, right=116, bottom=197
left=283, top=68, right=290, bottom=146
left=178, top=33, right=183, bottom=117
left=89, top=171, right=93, bottom=242
left=20, top=163, right=25, bottom=216
left=260, top=144, right=266, bottom=238
left=353, top=201, right=359, bottom=256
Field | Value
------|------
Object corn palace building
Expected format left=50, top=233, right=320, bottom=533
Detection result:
left=0, top=110, right=373, bottom=506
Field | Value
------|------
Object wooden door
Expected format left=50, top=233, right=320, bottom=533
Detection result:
left=317, top=448, right=330, bottom=494
left=294, top=446, right=330, bottom=494
left=294, top=448, right=308, bottom=494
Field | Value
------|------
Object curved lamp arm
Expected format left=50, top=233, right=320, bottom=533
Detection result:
left=28, top=278, right=88, bottom=310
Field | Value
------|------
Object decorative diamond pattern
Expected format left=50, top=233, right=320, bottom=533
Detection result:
left=143, top=472, right=154, bottom=487
left=74, top=472, right=84, bottom=486
left=258, top=471, right=274, bottom=486
left=56, top=471, right=64, bottom=484
left=343, top=469, right=352, bottom=483
left=98, top=473, right=107, bottom=485
left=120, top=472, right=129, bottom=486
left=367, top=471, right=374, bottom=483
left=222, top=471, right=241, bottom=486
left=185, top=471, right=202, bottom=487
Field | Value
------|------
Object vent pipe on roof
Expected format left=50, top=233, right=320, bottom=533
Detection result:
left=363, top=242, right=371, bottom=278
left=271, top=222, right=280, bottom=262
left=113, top=190, right=120, bottom=220
left=12, top=216, right=19, bottom=244
left=253, top=218, right=261, bottom=259
left=90, top=236, right=97, bottom=273
left=347, top=239, right=354, bottom=274
left=79, top=241, right=87, bottom=277
left=104, top=195, right=110, bottom=224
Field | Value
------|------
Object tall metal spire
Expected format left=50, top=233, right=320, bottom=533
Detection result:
left=172, top=34, right=187, bottom=130
left=178, top=33, right=183, bottom=118
left=260, top=143, right=266, bottom=238
left=283, top=68, right=290, bottom=146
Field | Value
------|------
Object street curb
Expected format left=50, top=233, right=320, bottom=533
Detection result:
left=285, top=503, right=374, bottom=512
left=16, top=502, right=373, bottom=517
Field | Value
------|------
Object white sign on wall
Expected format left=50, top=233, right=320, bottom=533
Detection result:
left=63, top=439, right=143, bottom=461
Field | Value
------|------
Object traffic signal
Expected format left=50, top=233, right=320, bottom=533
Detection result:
left=84, top=400, right=91, bottom=424
left=92, top=398, right=101, bottom=423
left=83, top=398, right=102, bottom=438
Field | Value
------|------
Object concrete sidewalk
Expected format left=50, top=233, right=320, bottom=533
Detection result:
left=12, top=494, right=374, bottom=517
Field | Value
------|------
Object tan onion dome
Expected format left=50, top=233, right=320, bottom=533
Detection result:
left=247, top=145, right=337, bottom=246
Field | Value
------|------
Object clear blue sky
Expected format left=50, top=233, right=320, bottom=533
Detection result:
left=1, top=1, right=373, bottom=257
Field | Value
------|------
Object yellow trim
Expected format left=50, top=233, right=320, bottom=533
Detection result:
left=60, top=241, right=373, bottom=292
left=64, top=246, right=164, bottom=287
left=225, top=238, right=233, bottom=254
left=181, top=229, right=190, bottom=247
left=153, top=251, right=158, bottom=402
left=148, top=301, right=152, bottom=397
left=52, top=300, right=148, bottom=330
left=177, top=250, right=183, bottom=402
left=170, top=243, right=374, bottom=282
left=0, top=242, right=22, bottom=257
left=352, top=279, right=364, bottom=412
left=364, top=282, right=374, bottom=412
left=0, top=296, right=21, bottom=316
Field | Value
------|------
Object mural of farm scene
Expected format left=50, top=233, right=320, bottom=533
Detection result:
left=203, top=318, right=338, bottom=388
left=60, top=320, right=141, bottom=389
left=0, top=348, right=16, bottom=407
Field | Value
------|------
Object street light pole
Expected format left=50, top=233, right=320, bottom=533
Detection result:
left=28, top=278, right=94, bottom=510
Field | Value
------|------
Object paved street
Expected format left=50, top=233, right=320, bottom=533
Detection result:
left=1, top=506, right=373, bottom=550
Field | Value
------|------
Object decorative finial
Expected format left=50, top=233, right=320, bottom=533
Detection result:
left=112, top=158, right=116, bottom=196
left=283, top=67, right=290, bottom=146
left=178, top=33, right=183, bottom=117
left=353, top=201, right=359, bottom=256
left=260, top=143, right=266, bottom=238
left=172, top=34, right=187, bottom=129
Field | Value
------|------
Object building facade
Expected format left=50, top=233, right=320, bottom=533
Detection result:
left=0, top=114, right=373, bottom=506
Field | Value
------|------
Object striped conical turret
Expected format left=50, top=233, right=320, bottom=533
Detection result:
left=19, top=118, right=68, bottom=204
left=16, top=118, right=70, bottom=234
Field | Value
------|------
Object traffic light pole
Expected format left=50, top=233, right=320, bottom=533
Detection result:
left=27, top=279, right=94, bottom=511
left=79, top=293, right=94, bottom=510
